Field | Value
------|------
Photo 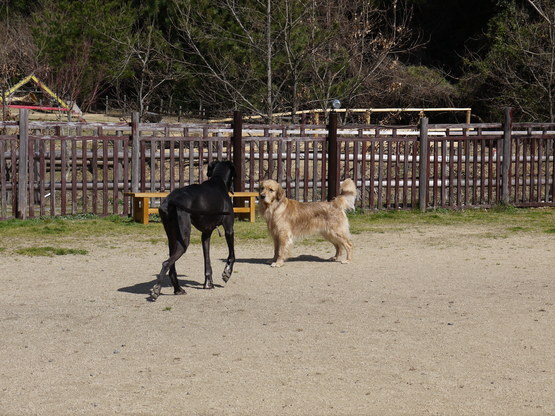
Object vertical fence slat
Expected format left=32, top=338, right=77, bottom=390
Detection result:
left=369, top=139, right=376, bottom=209
left=178, top=131, right=185, bottom=188
left=419, top=118, right=429, bottom=212
left=312, top=139, right=318, bottom=201
left=123, top=137, right=129, bottom=216
left=448, top=137, right=454, bottom=207
left=411, top=140, right=418, bottom=207
left=113, top=139, right=119, bottom=214
left=17, top=109, right=29, bottom=218
left=71, top=139, right=77, bottom=215
left=102, top=135, right=109, bottom=216
left=386, top=139, right=393, bottom=208
left=27, top=136, right=35, bottom=218
left=444, top=139, right=449, bottom=206
left=60, top=137, right=67, bottom=216
left=377, top=139, right=384, bottom=208
left=91, top=139, right=98, bottom=214
left=80, top=138, right=87, bottom=214
left=0, top=140, right=6, bottom=218
left=286, top=136, right=292, bottom=196
left=361, top=140, right=368, bottom=209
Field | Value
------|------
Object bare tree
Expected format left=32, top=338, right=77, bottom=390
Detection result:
left=463, top=0, right=555, bottom=122
left=305, top=0, right=419, bottom=112
left=171, top=0, right=419, bottom=119
left=171, top=0, right=273, bottom=118
left=110, top=21, right=180, bottom=119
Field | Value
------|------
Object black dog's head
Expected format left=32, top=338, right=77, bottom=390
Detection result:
left=207, top=160, right=235, bottom=191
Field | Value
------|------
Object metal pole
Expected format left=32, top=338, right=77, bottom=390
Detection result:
left=327, top=111, right=338, bottom=201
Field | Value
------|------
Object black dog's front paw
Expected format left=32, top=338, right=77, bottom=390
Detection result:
left=222, top=268, right=232, bottom=283
left=174, top=287, right=186, bottom=295
left=149, top=285, right=161, bottom=302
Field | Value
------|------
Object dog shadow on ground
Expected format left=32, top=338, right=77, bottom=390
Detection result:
left=236, top=254, right=330, bottom=264
left=118, top=275, right=223, bottom=296
left=118, top=256, right=329, bottom=296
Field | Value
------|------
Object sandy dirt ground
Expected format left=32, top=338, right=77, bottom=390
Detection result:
left=0, top=225, right=553, bottom=416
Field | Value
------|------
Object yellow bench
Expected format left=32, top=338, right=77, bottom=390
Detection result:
left=124, top=191, right=258, bottom=224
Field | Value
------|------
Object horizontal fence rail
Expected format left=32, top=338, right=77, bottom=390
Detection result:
left=1, top=109, right=553, bottom=220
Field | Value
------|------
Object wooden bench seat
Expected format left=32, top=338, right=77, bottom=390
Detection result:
left=124, top=191, right=258, bottom=224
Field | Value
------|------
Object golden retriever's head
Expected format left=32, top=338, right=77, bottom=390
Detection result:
left=259, top=179, right=285, bottom=206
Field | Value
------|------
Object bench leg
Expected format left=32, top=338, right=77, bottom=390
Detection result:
left=249, top=196, right=256, bottom=222
left=140, top=198, right=150, bottom=224
left=132, top=197, right=150, bottom=224
left=132, top=198, right=141, bottom=223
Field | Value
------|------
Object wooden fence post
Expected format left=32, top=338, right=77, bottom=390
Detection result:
left=17, top=108, right=29, bottom=219
left=419, top=117, right=429, bottom=212
left=232, top=111, right=244, bottom=192
left=131, top=112, right=140, bottom=192
left=327, top=111, right=339, bottom=201
left=501, top=107, right=512, bottom=205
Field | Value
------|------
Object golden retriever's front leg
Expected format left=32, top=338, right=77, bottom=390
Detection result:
left=328, top=243, right=342, bottom=262
left=270, top=234, right=288, bottom=267
left=342, top=239, right=353, bottom=264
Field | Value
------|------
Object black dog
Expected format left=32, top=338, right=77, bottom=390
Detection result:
left=150, top=160, right=236, bottom=301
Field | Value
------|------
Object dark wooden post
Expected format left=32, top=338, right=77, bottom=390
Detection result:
left=501, top=107, right=512, bottom=205
left=232, top=111, right=244, bottom=192
left=131, top=112, right=140, bottom=192
left=419, top=117, right=429, bottom=212
left=17, top=109, right=29, bottom=219
left=327, top=111, right=339, bottom=201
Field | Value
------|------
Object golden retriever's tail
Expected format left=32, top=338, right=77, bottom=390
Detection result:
left=334, top=178, right=357, bottom=211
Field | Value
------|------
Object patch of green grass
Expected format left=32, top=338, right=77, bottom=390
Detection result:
left=14, top=246, right=88, bottom=257
left=348, top=207, right=555, bottom=234
left=0, top=208, right=553, bottom=246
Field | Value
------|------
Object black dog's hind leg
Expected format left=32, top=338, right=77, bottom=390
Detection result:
left=221, top=216, right=235, bottom=283
left=151, top=206, right=189, bottom=301
left=201, top=230, right=215, bottom=289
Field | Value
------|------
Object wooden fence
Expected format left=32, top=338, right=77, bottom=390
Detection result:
left=1, top=109, right=553, bottom=220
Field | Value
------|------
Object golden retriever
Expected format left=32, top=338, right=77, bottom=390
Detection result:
left=259, top=178, right=357, bottom=267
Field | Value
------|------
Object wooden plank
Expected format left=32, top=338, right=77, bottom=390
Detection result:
left=113, top=139, right=119, bottom=214
left=71, top=139, right=77, bottom=214
left=28, top=137, right=35, bottom=217
left=92, top=139, right=98, bottom=214
left=49, top=139, right=56, bottom=215
left=0, top=140, right=6, bottom=218
left=102, top=129, right=108, bottom=216
left=419, top=118, right=429, bottom=212
left=60, top=137, right=67, bottom=215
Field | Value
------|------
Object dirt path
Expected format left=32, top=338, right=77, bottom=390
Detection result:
left=0, top=226, right=553, bottom=415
